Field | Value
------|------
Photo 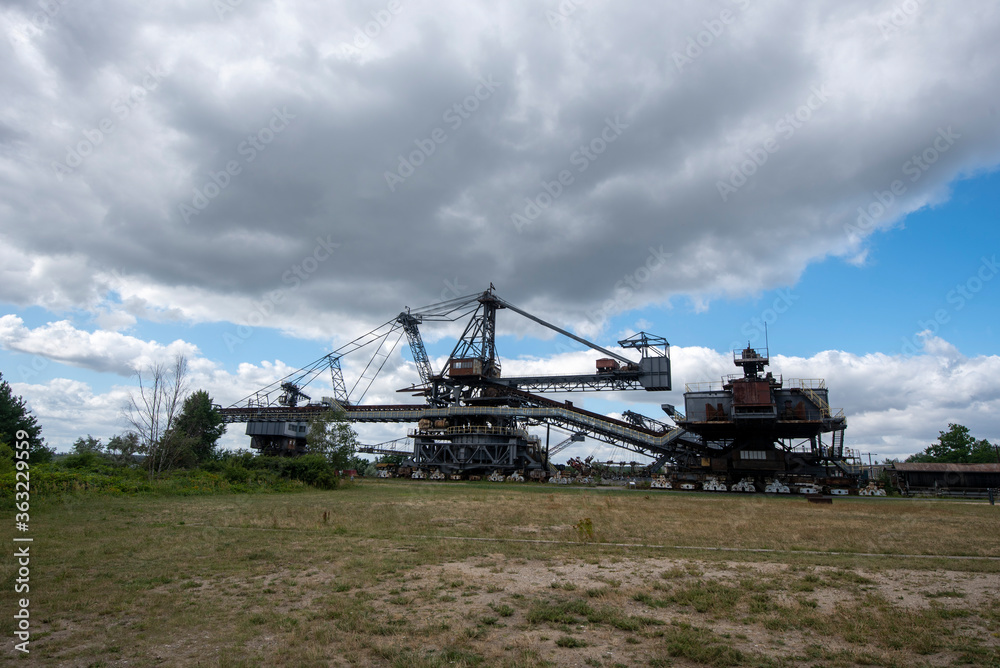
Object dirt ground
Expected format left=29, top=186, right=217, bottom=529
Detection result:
left=352, top=554, right=1000, bottom=667
left=170, top=550, right=995, bottom=667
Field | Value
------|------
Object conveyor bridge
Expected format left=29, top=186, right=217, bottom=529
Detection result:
left=220, top=396, right=695, bottom=459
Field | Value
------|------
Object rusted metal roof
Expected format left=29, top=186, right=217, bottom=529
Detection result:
left=892, top=462, right=1000, bottom=472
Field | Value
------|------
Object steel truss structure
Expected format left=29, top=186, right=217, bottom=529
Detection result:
left=220, top=287, right=852, bottom=488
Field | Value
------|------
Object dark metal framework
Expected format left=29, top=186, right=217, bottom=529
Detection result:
left=220, top=287, right=851, bottom=485
left=398, top=313, right=434, bottom=387
left=677, top=346, right=849, bottom=481
left=442, top=291, right=503, bottom=378
left=484, top=372, right=645, bottom=393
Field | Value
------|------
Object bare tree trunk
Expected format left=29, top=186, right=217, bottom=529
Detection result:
left=122, top=355, right=189, bottom=479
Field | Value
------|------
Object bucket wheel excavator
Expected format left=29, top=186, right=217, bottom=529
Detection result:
left=219, top=286, right=852, bottom=490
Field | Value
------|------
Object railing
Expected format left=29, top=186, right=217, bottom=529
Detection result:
left=358, top=445, right=413, bottom=456
left=733, top=347, right=768, bottom=362
left=684, top=381, right=724, bottom=393
left=409, top=425, right=531, bottom=440
left=787, top=378, right=826, bottom=390
left=686, top=373, right=786, bottom=393
left=783, top=380, right=844, bottom=420
left=794, top=384, right=831, bottom=418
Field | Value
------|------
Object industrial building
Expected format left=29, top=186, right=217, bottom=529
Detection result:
left=889, top=462, right=1000, bottom=497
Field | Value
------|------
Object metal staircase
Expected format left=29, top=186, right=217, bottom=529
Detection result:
left=795, top=381, right=832, bottom=418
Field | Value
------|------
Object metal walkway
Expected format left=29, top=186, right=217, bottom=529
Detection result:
left=220, top=400, right=696, bottom=458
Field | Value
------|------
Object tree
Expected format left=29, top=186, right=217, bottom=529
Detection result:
left=306, top=408, right=358, bottom=470
left=970, top=438, right=999, bottom=464
left=171, top=390, right=225, bottom=466
left=106, top=432, right=141, bottom=467
left=906, top=423, right=995, bottom=464
left=72, top=435, right=104, bottom=455
left=0, top=440, right=14, bottom=474
left=63, top=436, right=105, bottom=471
left=0, top=371, right=52, bottom=463
left=122, top=355, right=189, bottom=478
left=346, top=454, right=368, bottom=468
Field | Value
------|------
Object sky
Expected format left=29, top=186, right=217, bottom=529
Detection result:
left=1, top=0, right=998, bottom=463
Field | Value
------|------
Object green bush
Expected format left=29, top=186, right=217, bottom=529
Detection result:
left=280, top=454, right=340, bottom=490
left=221, top=463, right=253, bottom=484
left=61, top=450, right=109, bottom=470
left=207, top=452, right=341, bottom=489
left=0, top=449, right=343, bottom=503
left=0, top=465, right=153, bottom=499
left=0, top=442, right=14, bottom=475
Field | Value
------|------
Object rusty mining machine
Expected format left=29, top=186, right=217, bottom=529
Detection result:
left=218, top=287, right=854, bottom=492
left=676, top=346, right=850, bottom=492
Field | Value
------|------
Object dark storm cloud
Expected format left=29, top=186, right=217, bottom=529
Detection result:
left=2, top=0, right=999, bottom=337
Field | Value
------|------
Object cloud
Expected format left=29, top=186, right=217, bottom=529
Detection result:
left=0, top=315, right=199, bottom=375
left=10, top=378, right=134, bottom=449
left=0, top=0, right=997, bottom=338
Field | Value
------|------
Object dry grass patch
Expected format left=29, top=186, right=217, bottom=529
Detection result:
left=2, top=482, right=999, bottom=666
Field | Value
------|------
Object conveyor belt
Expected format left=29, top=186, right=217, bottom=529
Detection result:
left=219, top=392, right=697, bottom=457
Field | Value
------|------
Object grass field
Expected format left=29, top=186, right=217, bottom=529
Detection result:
left=3, top=481, right=999, bottom=667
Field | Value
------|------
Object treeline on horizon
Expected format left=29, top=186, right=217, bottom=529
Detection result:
left=0, top=364, right=374, bottom=502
